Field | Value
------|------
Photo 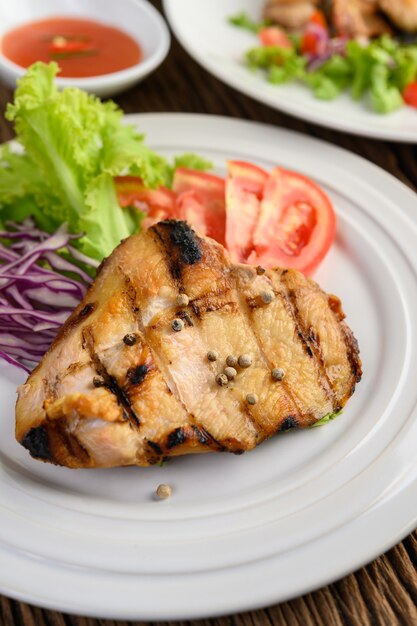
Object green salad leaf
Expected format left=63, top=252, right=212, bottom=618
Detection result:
left=228, top=12, right=271, bottom=33
left=239, top=29, right=417, bottom=113
left=311, top=410, right=343, bottom=428
left=0, top=62, right=175, bottom=260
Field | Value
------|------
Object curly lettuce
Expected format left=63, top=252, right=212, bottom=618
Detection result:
left=0, top=63, right=176, bottom=259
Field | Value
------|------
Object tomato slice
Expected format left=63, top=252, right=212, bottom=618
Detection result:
left=175, top=190, right=208, bottom=238
left=403, top=82, right=417, bottom=108
left=258, top=27, right=292, bottom=49
left=251, top=168, right=336, bottom=275
left=227, top=161, right=268, bottom=197
left=115, top=176, right=176, bottom=212
left=301, top=11, right=329, bottom=56
left=309, top=10, right=327, bottom=28
left=225, top=161, right=268, bottom=263
left=172, top=168, right=226, bottom=244
left=115, top=175, right=177, bottom=230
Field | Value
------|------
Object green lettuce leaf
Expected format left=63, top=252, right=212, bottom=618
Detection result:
left=2, top=62, right=171, bottom=260
left=311, top=409, right=343, bottom=428
left=228, top=12, right=271, bottom=33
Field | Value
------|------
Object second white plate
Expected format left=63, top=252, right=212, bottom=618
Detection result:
left=164, top=0, right=417, bottom=142
left=1, top=114, right=417, bottom=620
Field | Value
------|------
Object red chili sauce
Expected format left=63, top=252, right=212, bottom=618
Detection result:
left=1, top=17, right=142, bottom=78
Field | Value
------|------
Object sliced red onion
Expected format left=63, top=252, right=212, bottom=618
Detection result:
left=307, top=36, right=348, bottom=72
left=0, top=219, right=94, bottom=372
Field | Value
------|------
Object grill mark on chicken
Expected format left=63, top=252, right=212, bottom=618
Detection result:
left=118, top=266, right=227, bottom=458
left=151, top=220, right=203, bottom=282
left=167, top=427, right=187, bottom=449
left=143, top=226, right=261, bottom=448
left=191, top=295, right=236, bottom=319
left=53, top=420, right=91, bottom=466
left=121, top=270, right=197, bottom=425
left=279, top=415, right=299, bottom=432
left=175, top=310, right=194, bottom=327
left=127, top=364, right=148, bottom=385
left=82, top=327, right=141, bottom=428
left=232, top=276, right=302, bottom=431
left=62, top=303, right=97, bottom=336
left=328, top=294, right=362, bottom=394
left=21, top=424, right=52, bottom=460
left=279, top=275, right=335, bottom=409
left=147, top=439, right=163, bottom=455
left=233, top=265, right=336, bottom=426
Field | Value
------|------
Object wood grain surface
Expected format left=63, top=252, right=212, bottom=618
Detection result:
left=1, top=2, right=417, bottom=625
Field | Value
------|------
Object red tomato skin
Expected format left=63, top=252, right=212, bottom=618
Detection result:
left=301, top=11, right=329, bottom=56
left=172, top=168, right=225, bottom=195
left=253, top=168, right=336, bottom=276
left=227, top=161, right=268, bottom=197
left=403, top=82, right=417, bottom=108
left=309, top=10, right=327, bottom=28
left=225, top=161, right=269, bottom=263
left=258, top=26, right=292, bottom=48
left=301, top=32, right=319, bottom=56
left=115, top=176, right=177, bottom=230
left=175, top=190, right=209, bottom=238
left=173, top=168, right=226, bottom=244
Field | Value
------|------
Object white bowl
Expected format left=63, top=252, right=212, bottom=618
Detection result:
left=0, top=0, right=170, bottom=98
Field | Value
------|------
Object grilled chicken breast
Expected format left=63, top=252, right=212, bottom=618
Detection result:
left=16, top=221, right=361, bottom=468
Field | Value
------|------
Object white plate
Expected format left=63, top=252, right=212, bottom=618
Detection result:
left=1, top=113, right=417, bottom=620
left=163, top=0, right=417, bottom=142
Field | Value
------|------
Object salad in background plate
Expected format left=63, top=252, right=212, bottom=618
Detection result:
left=230, top=0, right=417, bottom=112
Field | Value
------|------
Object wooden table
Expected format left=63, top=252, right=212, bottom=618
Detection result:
left=1, top=2, right=417, bottom=625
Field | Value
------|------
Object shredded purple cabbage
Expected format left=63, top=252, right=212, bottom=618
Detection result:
left=0, top=219, right=98, bottom=373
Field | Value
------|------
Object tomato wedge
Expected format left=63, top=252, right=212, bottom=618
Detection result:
left=301, top=11, right=329, bottom=56
left=403, top=82, right=417, bottom=108
left=175, top=190, right=209, bottom=238
left=115, top=175, right=177, bottom=229
left=258, top=27, right=292, bottom=49
left=251, top=168, right=335, bottom=275
left=172, top=168, right=226, bottom=244
left=227, top=161, right=268, bottom=197
left=115, top=176, right=176, bottom=213
left=309, top=9, right=327, bottom=28
left=225, top=161, right=268, bottom=263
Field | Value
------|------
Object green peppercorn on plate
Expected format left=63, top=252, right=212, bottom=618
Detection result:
left=163, top=0, right=417, bottom=142
left=1, top=114, right=417, bottom=619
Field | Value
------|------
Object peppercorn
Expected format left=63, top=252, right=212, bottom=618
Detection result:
left=256, top=266, right=266, bottom=275
left=226, top=354, right=238, bottom=367
left=216, top=373, right=228, bottom=386
left=171, top=318, right=184, bottom=332
left=176, top=293, right=189, bottom=307
left=272, top=368, right=285, bottom=381
left=238, top=354, right=252, bottom=368
left=123, top=333, right=137, bottom=346
left=246, top=393, right=258, bottom=405
left=261, top=290, right=274, bottom=304
left=207, top=350, right=218, bottom=362
left=156, top=484, right=172, bottom=499
left=224, top=366, right=237, bottom=380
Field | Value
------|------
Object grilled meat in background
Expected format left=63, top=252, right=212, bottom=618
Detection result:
left=16, top=221, right=361, bottom=469
left=264, top=0, right=417, bottom=37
